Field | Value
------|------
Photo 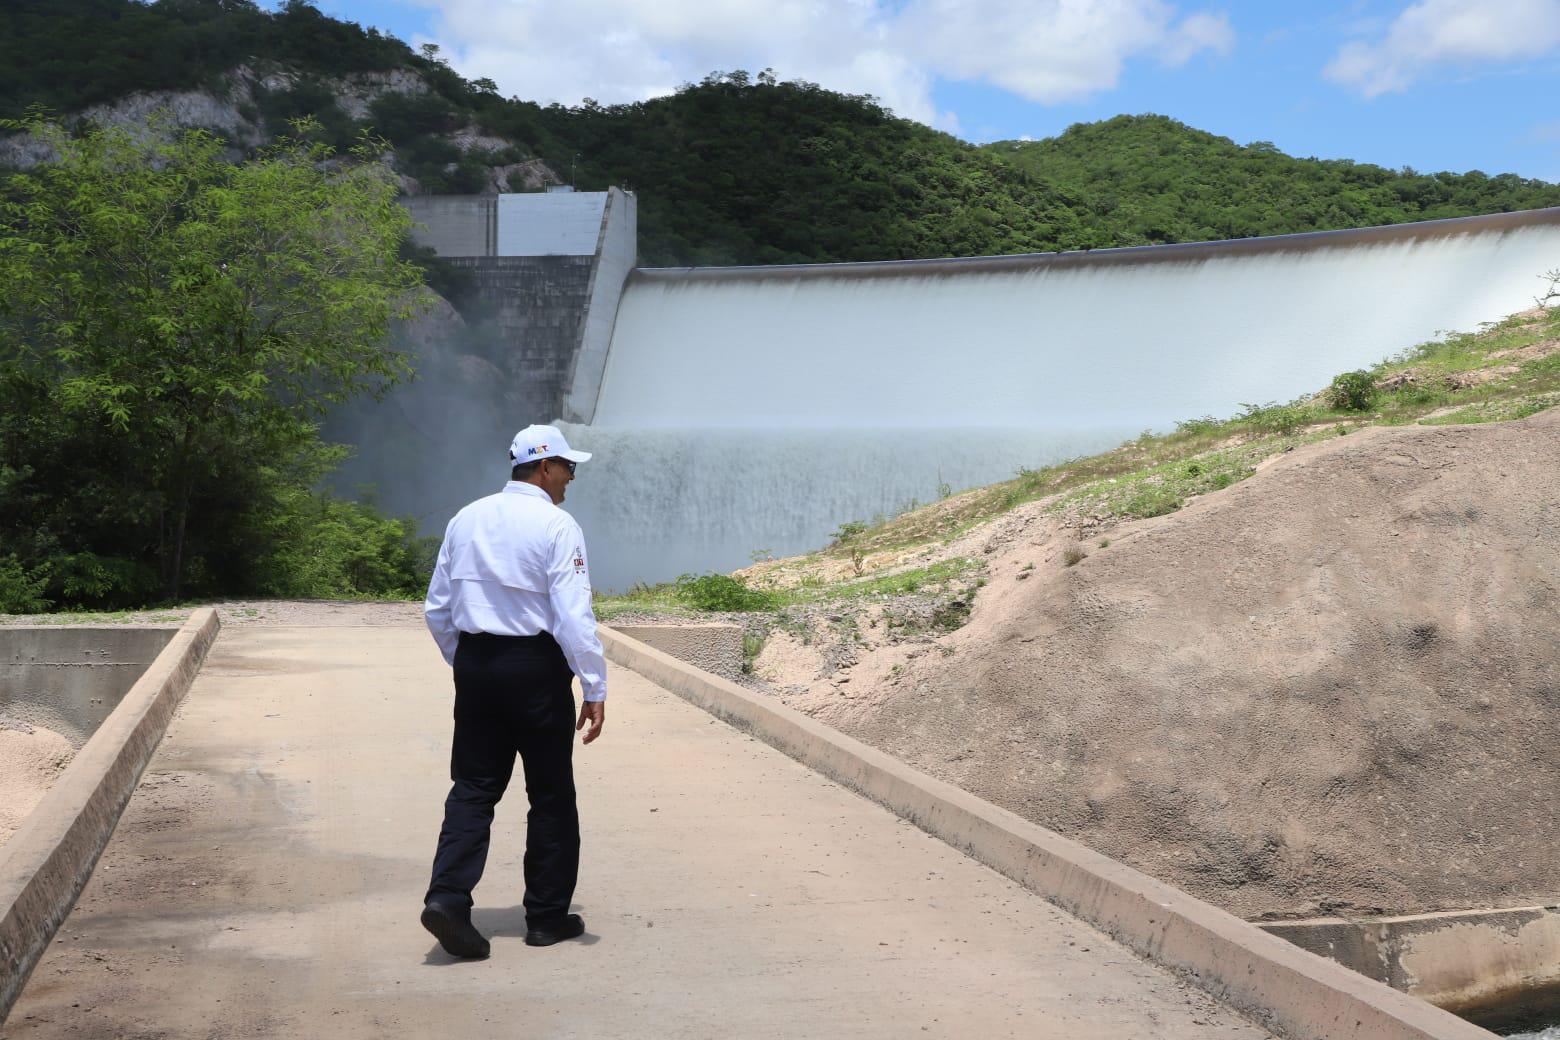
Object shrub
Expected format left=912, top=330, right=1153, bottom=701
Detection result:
left=257, top=489, right=435, bottom=599
left=673, top=573, right=778, bottom=612
left=1120, top=483, right=1182, bottom=518
left=1175, top=416, right=1222, bottom=436
left=0, top=555, right=52, bottom=614
left=1326, top=370, right=1376, bottom=411
left=52, top=552, right=159, bottom=605
left=741, top=631, right=767, bottom=674
left=930, top=597, right=971, bottom=631
left=831, top=520, right=868, bottom=544
left=1236, top=401, right=1310, bottom=436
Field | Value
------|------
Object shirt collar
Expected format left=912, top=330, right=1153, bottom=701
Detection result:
left=503, top=481, right=553, bottom=502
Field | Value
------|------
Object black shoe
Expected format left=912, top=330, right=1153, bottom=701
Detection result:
left=524, top=913, right=585, bottom=947
left=421, top=902, right=490, bottom=959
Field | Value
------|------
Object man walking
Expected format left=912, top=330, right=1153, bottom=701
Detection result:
left=420, top=424, right=608, bottom=959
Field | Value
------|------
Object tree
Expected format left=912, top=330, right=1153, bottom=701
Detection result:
left=0, top=116, right=423, bottom=600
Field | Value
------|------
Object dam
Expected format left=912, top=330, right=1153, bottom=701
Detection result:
left=382, top=201, right=1560, bottom=590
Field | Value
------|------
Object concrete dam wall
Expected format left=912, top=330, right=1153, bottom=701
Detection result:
left=356, top=199, right=1560, bottom=590
left=559, top=207, right=1560, bottom=590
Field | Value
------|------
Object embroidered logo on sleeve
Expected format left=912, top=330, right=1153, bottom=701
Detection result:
left=572, top=546, right=587, bottom=575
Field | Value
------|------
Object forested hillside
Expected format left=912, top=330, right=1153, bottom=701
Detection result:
left=0, top=0, right=417, bottom=116
left=986, top=115, right=1560, bottom=245
left=6, top=0, right=1560, bottom=267
left=524, top=77, right=1091, bottom=265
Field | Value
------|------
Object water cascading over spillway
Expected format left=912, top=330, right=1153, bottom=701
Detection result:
left=554, top=210, right=1560, bottom=591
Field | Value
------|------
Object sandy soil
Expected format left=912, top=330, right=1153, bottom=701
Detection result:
left=0, top=723, right=75, bottom=845
left=769, top=409, right=1560, bottom=920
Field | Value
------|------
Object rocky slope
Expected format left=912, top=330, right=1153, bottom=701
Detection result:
left=0, top=64, right=558, bottom=195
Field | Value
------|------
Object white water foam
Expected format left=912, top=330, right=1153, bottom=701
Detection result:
left=570, top=224, right=1560, bottom=589
left=597, top=230, right=1560, bottom=428
left=554, top=425, right=1134, bottom=592
left=1504, top=1025, right=1560, bottom=1039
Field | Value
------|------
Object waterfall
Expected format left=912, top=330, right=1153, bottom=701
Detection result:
left=556, top=217, right=1560, bottom=591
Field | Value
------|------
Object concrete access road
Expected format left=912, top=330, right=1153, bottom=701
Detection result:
left=1, top=624, right=1271, bottom=1039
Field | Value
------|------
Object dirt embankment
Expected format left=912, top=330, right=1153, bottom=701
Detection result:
left=797, top=409, right=1560, bottom=920
left=0, top=723, right=75, bottom=845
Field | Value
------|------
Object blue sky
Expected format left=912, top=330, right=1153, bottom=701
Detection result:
left=293, top=0, right=1560, bottom=180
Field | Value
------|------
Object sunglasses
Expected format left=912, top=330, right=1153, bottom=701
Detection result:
left=548, top=457, right=576, bottom=475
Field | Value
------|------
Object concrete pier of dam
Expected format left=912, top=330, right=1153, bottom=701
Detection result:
left=401, top=188, right=637, bottom=425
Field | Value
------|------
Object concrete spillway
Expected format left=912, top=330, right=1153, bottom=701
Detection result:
left=559, top=209, right=1560, bottom=590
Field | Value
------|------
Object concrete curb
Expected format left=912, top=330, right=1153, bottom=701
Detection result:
left=0, top=608, right=220, bottom=1022
left=600, top=627, right=1495, bottom=1040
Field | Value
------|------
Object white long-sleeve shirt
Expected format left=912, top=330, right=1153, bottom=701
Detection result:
left=424, top=481, right=607, bottom=701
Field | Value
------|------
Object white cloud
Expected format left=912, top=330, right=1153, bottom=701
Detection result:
left=895, top=0, right=1232, bottom=104
left=1325, top=0, right=1560, bottom=97
left=407, top=0, right=1233, bottom=126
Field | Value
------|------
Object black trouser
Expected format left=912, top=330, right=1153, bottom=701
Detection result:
left=425, top=631, right=580, bottom=927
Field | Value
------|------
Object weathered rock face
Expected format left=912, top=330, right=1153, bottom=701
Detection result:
left=395, top=286, right=466, bottom=354
left=0, top=77, right=259, bottom=168
left=4, top=66, right=272, bottom=165
left=835, top=409, right=1560, bottom=920
left=484, top=160, right=556, bottom=194
left=0, top=64, right=558, bottom=190
left=332, top=68, right=428, bottom=120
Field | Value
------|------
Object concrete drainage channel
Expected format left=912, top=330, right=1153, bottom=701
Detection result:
left=0, top=610, right=219, bottom=1020
left=605, top=622, right=1556, bottom=1040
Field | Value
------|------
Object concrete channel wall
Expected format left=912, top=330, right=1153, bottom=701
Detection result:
left=2, top=627, right=176, bottom=747
left=1264, top=906, right=1560, bottom=1030
left=0, top=610, right=220, bottom=1022
left=599, top=626, right=1497, bottom=1040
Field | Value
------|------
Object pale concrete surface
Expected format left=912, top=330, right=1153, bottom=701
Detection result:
left=1, top=625, right=1271, bottom=1039
left=609, top=623, right=744, bottom=680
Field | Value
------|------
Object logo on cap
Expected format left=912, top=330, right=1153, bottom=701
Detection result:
left=525, top=444, right=549, bottom=456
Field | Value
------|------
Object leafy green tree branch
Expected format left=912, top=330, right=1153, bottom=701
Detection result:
left=0, top=114, right=425, bottom=602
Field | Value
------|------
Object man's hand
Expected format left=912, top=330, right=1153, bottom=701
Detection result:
left=576, top=700, right=605, bottom=745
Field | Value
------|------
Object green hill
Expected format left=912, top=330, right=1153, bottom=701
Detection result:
left=519, top=75, right=1091, bottom=265
left=985, top=114, right=1560, bottom=245
left=5, top=0, right=1560, bottom=268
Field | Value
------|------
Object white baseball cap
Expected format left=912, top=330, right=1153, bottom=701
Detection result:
left=509, top=424, right=591, bottom=466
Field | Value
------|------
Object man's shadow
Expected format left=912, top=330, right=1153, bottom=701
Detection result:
left=423, top=903, right=598, bottom=965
